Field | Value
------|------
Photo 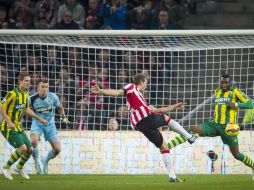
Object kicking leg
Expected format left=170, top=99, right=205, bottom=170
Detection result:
left=168, top=124, right=202, bottom=149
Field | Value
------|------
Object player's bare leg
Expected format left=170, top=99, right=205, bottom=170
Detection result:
left=30, top=134, right=43, bottom=174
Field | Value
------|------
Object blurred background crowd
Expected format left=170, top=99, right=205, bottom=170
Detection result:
left=0, top=0, right=193, bottom=30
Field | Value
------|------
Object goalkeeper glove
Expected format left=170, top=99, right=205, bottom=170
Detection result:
left=60, top=116, right=70, bottom=125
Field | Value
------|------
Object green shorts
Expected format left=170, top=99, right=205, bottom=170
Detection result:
left=200, top=121, right=238, bottom=147
left=1, top=130, right=32, bottom=149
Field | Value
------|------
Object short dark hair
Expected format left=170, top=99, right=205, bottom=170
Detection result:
left=133, top=73, right=147, bottom=85
left=38, top=78, right=49, bottom=85
left=221, top=73, right=230, bottom=79
left=18, top=72, right=30, bottom=82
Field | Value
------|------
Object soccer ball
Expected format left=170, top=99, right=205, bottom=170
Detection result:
left=225, top=123, right=240, bottom=137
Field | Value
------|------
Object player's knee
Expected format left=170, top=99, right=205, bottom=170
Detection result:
left=31, top=141, right=38, bottom=148
left=18, top=145, right=27, bottom=155
left=191, top=126, right=202, bottom=136
left=54, top=147, right=61, bottom=155
left=27, top=147, right=33, bottom=155
left=232, top=152, right=241, bottom=160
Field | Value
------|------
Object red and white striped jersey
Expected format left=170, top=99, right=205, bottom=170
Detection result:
left=124, top=83, right=151, bottom=129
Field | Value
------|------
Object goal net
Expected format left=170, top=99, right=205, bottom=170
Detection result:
left=0, top=30, right=253, bottom=175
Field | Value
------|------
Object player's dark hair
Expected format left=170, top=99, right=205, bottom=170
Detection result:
left=38, top=78, right=49, bottom=84
left=18, top=72, right=30, bottom=82
left=133, top=73, right=147, bottom=85
left=221, top=73, right=230, bottom=79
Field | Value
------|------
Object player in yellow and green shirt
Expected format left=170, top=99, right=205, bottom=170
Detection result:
left=168, top=74, right=254, bottom=180
left=0, top=72, right=48, bottom=180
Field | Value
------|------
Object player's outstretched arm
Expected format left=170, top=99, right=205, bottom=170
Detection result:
left=0, top=104, right=14, bottom=129
left=91, top=85, right=124, bottom=97
left=25, top=107, right=48, bottom=126
left=149, top=102, right=185, bottom=113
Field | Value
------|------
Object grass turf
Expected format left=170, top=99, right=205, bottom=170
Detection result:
left=0, top=174, right=254, bottom=190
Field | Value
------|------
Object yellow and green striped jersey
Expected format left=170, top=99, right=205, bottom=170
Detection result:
left=213, top=87, right=249, bottom=124
left=0, top=87, right=29, bottom=132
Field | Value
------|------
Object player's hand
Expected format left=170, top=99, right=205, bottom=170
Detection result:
left=174, top=102, right=185, bottom=110
left=148, top=105, right=157, bottom=112
left=40, top=119, right=48, bottom=126
left=7, top=121, right=14, bottom=129
left=61, top=116, right=70, bottom=125
left=229, top=102, right=236, bottom=109
left=91, top=85, right=101, bottom=94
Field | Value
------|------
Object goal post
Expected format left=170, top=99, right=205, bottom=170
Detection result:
left=0, top=30, right=253, bottom=175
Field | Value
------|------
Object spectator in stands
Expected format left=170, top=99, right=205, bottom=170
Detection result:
left=29, top=72, right=40, bottom=95
left=34, top=0, right=59, bottom=29
left=151, top=9, right=174, bottom=29
left=107, top=117, right=118, bottom=131
left=35, top=18, right=49, bottom=29
left=20, top=53, right=41, bottom=73
left=54, top=67, right=76, bottom=103
left=75, top=98, right=89, bottom=130
left=128, top=5, right=150, bottom=29
left=101, top=0, right=128, bottom=30
left=63, top=47, right=82, bottom=82
left=0, top=6, right=7, bottom=26
left=145, top=52, right=172, bottom=105
left=85, top=0, right=102, bottom=29
left=1, top=20, right=10, bottom=29
left=153, top=0, right=187, bottom=29
left=42, top=46, right=61, bottom=83
left=0, top=65, right=9, bottom=98
left=55, top=10, right=79, bottom=29
left=9, top=0, right=35, bottom=29
left=122, top=50, right=138, bottom=76
left=58, top=0, right=85, bottom=29
left=115, top=105, right=130, bottom=130
left=116, top=69, right=129, bottom=88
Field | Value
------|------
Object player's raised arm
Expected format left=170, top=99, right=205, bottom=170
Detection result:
left=25, top=107, right=48, bottom=126
left=149, top=102, right=185, bottom=113
left=91, top=85, right=124, bottom=97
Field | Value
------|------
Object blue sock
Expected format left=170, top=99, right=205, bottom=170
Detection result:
left=33, top=146, right=39, bottom=164
left=46, top=150, right=56, bottom=162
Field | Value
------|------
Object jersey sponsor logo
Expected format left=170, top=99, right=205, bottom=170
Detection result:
left=215, top=98, right=230, bottom=104
left=15, top=104, right=26, bottom=110
left=36, top=106, right=53, bottom=113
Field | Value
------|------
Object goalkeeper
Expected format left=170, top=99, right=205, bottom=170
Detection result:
left=30, top=79, right=69, bottom=175
left=168, top=74, right=254, bottom=179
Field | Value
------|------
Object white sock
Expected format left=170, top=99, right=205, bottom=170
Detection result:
left=168, top=119, right=192, bottom=139
left=161, top=150, right=176, bottom=179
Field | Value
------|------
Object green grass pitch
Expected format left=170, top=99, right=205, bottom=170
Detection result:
left=0, top=174, right=254, bottom=190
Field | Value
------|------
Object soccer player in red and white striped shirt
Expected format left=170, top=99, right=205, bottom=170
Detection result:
left=91, top=73, right=196, bottom=182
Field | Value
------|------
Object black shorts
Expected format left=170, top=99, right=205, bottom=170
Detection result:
left=136, top=113, right=168, bottom=148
